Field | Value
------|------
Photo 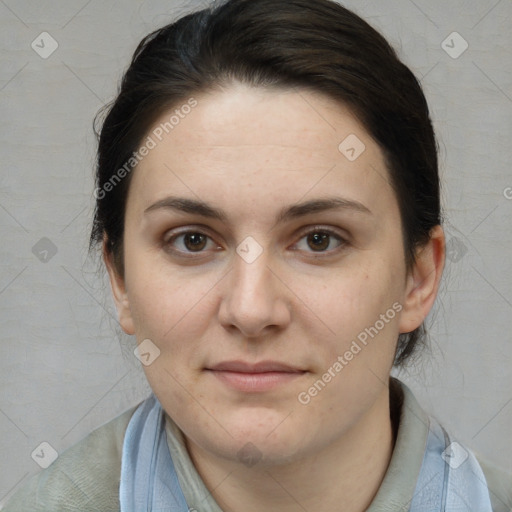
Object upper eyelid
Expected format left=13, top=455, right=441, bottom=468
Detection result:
left=295, top=225, right=347, bottom=238
left=164, top=224, right=346, bottom=239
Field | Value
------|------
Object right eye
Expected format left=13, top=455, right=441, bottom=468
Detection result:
left=163, top=228, right=223, bottom=259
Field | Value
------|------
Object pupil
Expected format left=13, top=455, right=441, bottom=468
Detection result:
left=308, top=233, right=329, bottom=251
left=185, top=233, right=206, bottom=251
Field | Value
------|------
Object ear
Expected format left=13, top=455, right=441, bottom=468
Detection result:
left=102, top=237, right=135, bottom=335
left=398, top=225, right=445, bottom=334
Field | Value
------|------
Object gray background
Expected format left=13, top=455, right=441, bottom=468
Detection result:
left=1, top=0, right=511, bottom=506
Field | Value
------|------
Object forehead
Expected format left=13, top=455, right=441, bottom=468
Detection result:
left=158, top=84, right=367, bottom=152
left=127, top=83, right=397, bottom=222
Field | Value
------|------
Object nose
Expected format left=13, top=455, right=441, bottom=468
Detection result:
left=218, top=247, right=291, bottom=339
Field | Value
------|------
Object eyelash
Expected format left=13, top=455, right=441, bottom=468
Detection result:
left=162, top=226, right=348, bottom=259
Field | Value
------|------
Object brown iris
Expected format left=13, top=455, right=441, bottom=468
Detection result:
left=183, top=233, right=208, bottom=251
left=307, top=232, right=330, bottom=251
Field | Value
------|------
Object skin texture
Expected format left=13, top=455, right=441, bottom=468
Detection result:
left=105, top=82, right=445, bottom=512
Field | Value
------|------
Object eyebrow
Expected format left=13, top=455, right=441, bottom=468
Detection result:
left=144, top=196, right=372, bottom=224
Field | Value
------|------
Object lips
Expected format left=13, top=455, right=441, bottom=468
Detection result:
left=206, top=360, right=304, bottom=373
left=205, top=360, right=307, bottom=392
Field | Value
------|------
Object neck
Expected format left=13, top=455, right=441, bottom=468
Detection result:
left=185, top=384, right=396, bottom=512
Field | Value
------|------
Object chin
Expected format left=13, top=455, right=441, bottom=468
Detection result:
left=194, top=411, right=315, bottom=467
left=207, top=434, right=308, bottom=468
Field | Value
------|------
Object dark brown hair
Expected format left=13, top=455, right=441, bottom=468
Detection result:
left=90, top=0, right=442, bottom=366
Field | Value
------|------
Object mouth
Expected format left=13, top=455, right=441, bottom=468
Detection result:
left=204, top=360, right=307, bottom=393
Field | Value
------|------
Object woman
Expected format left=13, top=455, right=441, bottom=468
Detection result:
left=4, top=0, right=511, bottom=510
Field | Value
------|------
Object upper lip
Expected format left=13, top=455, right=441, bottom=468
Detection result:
left=206, top=360, right=305, bottom=373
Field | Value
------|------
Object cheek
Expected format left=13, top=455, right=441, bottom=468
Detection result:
left=122, top=240, right=209, bottom=338
left=128, top=279, right=212, bottom=345
left=296, top=257, right=402, bottom=337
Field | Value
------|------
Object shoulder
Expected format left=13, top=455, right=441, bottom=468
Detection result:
left=387, top=379, right=512, bottom=512
left=474, top=452, right=512, bottom=512
left=1, top=402, right=141, bottom=512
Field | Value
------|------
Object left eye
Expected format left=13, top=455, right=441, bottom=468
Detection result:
left=294, top=230, right=346, bottom=253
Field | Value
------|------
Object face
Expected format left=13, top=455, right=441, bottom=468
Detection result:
left=107, top=83, right=441, bottom=466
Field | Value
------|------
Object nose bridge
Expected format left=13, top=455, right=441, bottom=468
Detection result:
left=219, top=241, right=290, bottom=336
left=231, top=245, right=274, bottom=307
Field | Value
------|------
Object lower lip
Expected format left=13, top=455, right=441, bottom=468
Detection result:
left=207, top=370, right=305, bottom=392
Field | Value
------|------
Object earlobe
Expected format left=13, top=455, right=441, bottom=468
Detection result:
left=102, top=238, right=135, bottom=335
left=398, top=225, right=445, bottom=334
